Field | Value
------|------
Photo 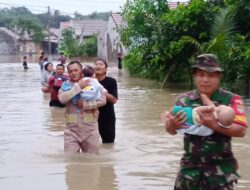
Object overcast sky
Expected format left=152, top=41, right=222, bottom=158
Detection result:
left=0, top=0, right=188, bottom=16
left=0, top=0, right=127, bottom=16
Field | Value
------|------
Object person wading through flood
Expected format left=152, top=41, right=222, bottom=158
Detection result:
left=94, top=58, right=118, bottom=143
left=58, top=61, right=107, bottom=154
left=162, top=54, right=248, bottom=190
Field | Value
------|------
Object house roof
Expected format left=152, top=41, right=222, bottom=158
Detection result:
left=0, top=27, right=59, bottom=43
left=50, top=28, right=60, bottom=37
left=111, top=13, right=123, bottom=27
left=0, top=27, right=23, bottom=40
left=60, top=19, right=107, bottom=37
left=168, top=2, right=188, bottom=9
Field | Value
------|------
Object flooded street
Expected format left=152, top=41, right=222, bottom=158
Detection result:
left=0, top=60, right=249, bottom=190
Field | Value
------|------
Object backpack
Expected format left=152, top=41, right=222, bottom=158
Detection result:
left=51, top=75, right=68, bottom=91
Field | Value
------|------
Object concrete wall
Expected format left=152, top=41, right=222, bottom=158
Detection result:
left=0, top=30, right=16, bottom=54
left=97, top=15, right=126, bottom=64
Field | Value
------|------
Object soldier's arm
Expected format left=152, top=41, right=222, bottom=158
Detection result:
left=199, top=95, right=247, bottom=137
left=202, top=119, right=246, bottom=137
left=164, top=109, right=187, bottom=135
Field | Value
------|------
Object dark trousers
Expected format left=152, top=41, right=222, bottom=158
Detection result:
left=98, top=119, right=116, bottom=143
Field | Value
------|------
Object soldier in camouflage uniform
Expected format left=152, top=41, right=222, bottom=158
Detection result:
left=163, top=54, right=248, bottom=189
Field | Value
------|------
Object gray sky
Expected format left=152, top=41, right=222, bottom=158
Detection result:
left=0, top=0, right=127, bottom=15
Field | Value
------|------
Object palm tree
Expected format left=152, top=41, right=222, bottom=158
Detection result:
left=180, top=8, right=236, bottom=88
left=181, top=8, right=236, bottom=65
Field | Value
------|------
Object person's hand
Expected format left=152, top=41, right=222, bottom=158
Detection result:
left=198, top=109, right=217, bottom=129
left=161, top=110, right=187, bottom=135
left=77, top=100, right=83, bottom=109
left=41, top=85, right=49, bottom=93
left=77, top=79, right=90, bottom=89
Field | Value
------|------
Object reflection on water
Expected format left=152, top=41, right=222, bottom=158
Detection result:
left=0, top=54, right=39, bottom=63
left=65, top=161, right=117, bottom=190
left=0, top=61, right=249, bottom=190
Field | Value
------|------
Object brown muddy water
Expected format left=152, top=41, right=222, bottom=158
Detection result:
left=0, top=58, right=249, bottom=190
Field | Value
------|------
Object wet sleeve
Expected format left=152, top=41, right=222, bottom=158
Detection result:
left=58, top=82, right=82, bottom=104
left=82, top=90, right=107, bottom=110
left=47, top=76, right=54, bottom=86
left=41, top=72, right=47, bottom=86
left=230, top=95, right=248, bottom=127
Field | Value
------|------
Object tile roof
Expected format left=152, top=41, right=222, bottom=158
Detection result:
left=0, top=27, right=23, bottom=40
left=60, top=19, right=107, bottom=36
left=168, top=1, right=188, bottom=9
left=111, top=13, right=123, bottom=27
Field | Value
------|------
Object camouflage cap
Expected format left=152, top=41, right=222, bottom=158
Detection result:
left=192, top=54, right=223, bottom=72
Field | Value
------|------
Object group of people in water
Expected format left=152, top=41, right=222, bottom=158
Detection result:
left=38, top=52, right=118, bottom=155
left=21, top=51, right=248, bottom=189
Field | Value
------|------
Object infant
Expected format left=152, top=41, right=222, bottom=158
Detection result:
left=161, top=94, right=235, bottom=136
left=172, top=104, right=235, bottom=127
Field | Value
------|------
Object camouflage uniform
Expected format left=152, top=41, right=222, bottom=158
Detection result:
left=174, top=88, right=248, bottom=190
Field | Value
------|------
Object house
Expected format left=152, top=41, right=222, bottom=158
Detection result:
left=98, top=13, right=126, bottom=63
left=0, top=27, right=59, bottom=55
left=59, top=19, right=107, bottom=43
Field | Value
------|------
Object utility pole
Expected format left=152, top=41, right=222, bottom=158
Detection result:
left=47, top=6, right=51, bottom=55
left=14, top=25, right=17, bottom=55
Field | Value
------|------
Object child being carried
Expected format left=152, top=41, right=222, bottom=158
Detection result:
left=62, top=65, right=106, bottom=107
left=161, top=93, right=235, bottom=136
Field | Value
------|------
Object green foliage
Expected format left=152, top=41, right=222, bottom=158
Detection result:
left=0, top=7, right=45, bottom=43
left=221, top=34, right=250, bottom=94
left=16, top=17, right=46, bottom=43
left=121, top=0, right=250, bottom=94
left=121, top=0, right=218, bottom=84
left=59, top=28, right=97, bottom=58
left=121, top=0, right=171, bottom=78
left=181, top=8, right=236, bottom=58
left=59, top=28, right=78, bottom=58
left=80, top=35, right=97, bottom=57
left=225, top=0, right=250, bottom=38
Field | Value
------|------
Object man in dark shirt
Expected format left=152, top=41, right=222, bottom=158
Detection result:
left=94, top=58, right=118, bottom=143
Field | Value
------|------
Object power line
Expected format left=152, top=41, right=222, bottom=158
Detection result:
left=0, top=2, right=46, bottom=8
left=65, top=0, right=124, bottom=4
left=0, top=1, right=125, bottom=16
left=0, top=2, right=47, bottom=13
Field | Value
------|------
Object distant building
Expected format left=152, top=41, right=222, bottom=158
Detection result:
left=98, top=12, right=126, bottom=63
left=0, top=27, right=59, bottom=55
left=0, top=27, right=32, bottom=55
left=59, top=19, right=107, bottom=43
left=58, top=19, right=108, bottom=58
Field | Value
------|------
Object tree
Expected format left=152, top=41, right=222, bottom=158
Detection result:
left=78, top=35, right=97, bottom=57
left=225, top=0, right=250, bottom=38
left=121, top=0, right=219, bottom=86
left=59, top=28, right=97, bottom=58
left=59, top=28, right=78, bottom=58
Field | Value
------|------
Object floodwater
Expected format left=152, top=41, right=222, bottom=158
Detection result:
left=0, top=57, right=249, bottom=190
